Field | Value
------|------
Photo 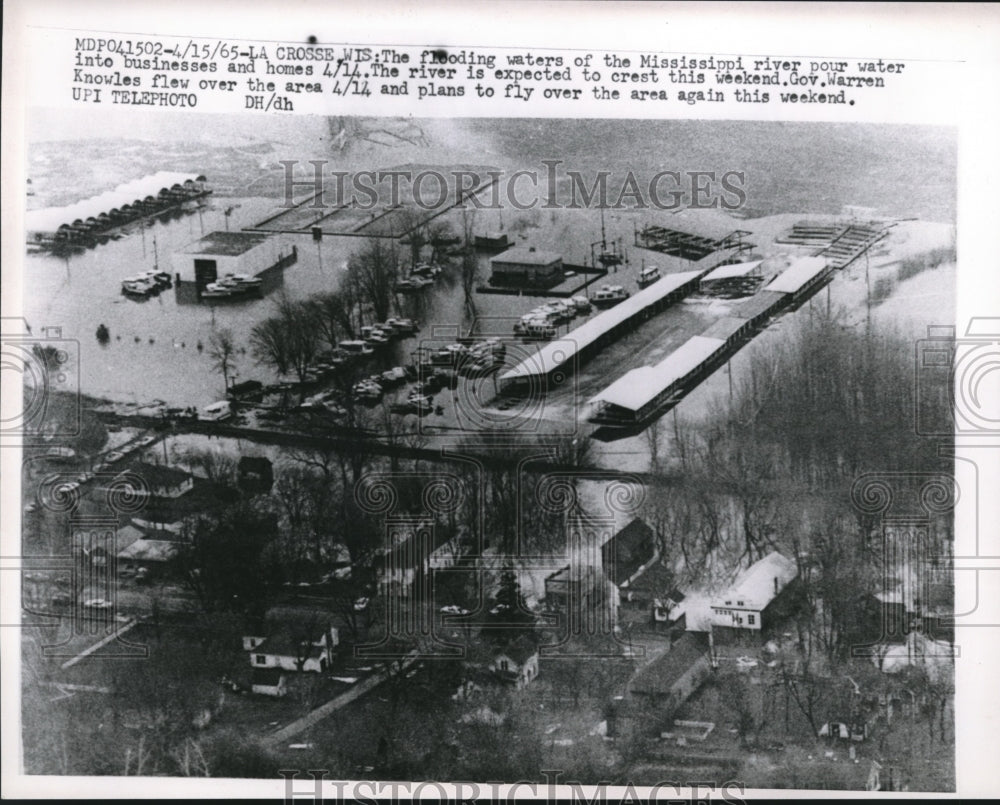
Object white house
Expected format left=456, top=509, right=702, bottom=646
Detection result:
left=710, top=551, right=798, bottom=634
left=244, top=612, right=339, bottom=673
left=488, top=637, right=540, bottom=689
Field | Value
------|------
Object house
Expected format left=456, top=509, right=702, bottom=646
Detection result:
left=709, top=552, right=799, bottom=643
left=376, top=527, right=462, bottom=597
left=251, top=668, right=288, bottom=698
left=489, top=246, right=564, bottom=288
left=244, top=609, right=339, bottom=673
left=237, top=455, right=274, bottom=494
left=118, top=462, right=194, bottom=499
left=475, top=231, right=511, bottom=251
left=611, top=631, right=713, bottom=736
left=129, top=477, right=242, bottom=535
left=488, top=636, right=540, bottom=689
left=116, top=538, right=180, bottom=578
left=543, top=563, right=620, bottom=630
left=652, top=586, right=687, bottom=628
left=602, top=518, right=660, bottom=596
left=628, top=631, right=712, bottom=713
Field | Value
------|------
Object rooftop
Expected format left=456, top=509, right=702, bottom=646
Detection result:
left=588, top=335, right=726, bottom=412
left=252, top=668, right=285, bottom=686
left=602, top=518, right=657, bottom=586
left=179, top=230, right=271, bottom=257
left=117, top=538, right=179, bottom=563
left=493, top=634, right=539, bottom=665
left=701, top=259, right=764, bottom=282
left=491, top=246, right=563, bottom=266
left=718, top=551, right=798, bottom=610
left=501, top=270, right=702, bottom=382
left=763, top=256, right=829, bottom=294
left=26, top=172, right=206, bottom=233
left=629, top=631, right=710, bottom=696
left=119, top=461, right=193, bottom=491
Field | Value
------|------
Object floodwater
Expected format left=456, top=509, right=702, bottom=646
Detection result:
left=23, top=116, right=956, bottom=415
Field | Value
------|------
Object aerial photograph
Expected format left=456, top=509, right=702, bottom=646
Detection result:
left=17, top=112, right=957, bottom=791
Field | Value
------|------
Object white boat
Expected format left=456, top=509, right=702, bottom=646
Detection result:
left=201, top=282, right=233, bottom=299
left=340, top=340, right=375, bottom=357
left=121, top=277, right=157, bottom=297
left=591, top=284, right=629, bottom=308
left=571, top=295, right=592, bottom=312
left=221, top=272, right=263, bottom=291
left=637, top=265, right=661, bottom=288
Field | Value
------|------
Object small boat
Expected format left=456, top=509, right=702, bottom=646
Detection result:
left=339, top=340, right=375, bottom=357
left=221, top=272, right=263, bottom=292
left=637, top=265, right=661, bottom=288
left=121, top=277, right=156, bottom=297
left=521, top=319, right=557, bottom=340
left=570, top=295, right=592, bottom=313
left=201, top=282, right=233, bottom=299
left=383, top=317, right=419, bottom=336
left=361, top=326, right=390, bottom=346
left=591, top=284, right=629, bottom=309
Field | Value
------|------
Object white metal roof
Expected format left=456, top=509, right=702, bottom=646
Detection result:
left=26, top=172, right=205, bottom=233
left=500, top=270, right=702, bottom=382
left=700, top=259, right=763, bottom=282
left=588, top=334, right=725, bottom=412
left=717, top=551, right=797, bottom=610
left=763, top=256, right=828, bottom=294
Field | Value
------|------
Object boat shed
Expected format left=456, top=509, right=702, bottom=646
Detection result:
left=729, top=290, right=789, bottom=327
left=26, top=172, right=208, bottom=243
left=698, top=259, right=765, bottom=296
left=588, top=335, right=726, bottom=426
left=173, top=231, right=293, bottom=287
left=489, top=246, right=564, bottom=288
left=763, top=256, right=831, bottom=300
left=499, top=270, right=703, bottom=392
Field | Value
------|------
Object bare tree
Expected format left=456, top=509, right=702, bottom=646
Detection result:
left=207, top=328, right=237, bottom=391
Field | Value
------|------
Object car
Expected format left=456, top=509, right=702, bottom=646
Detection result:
left=104, top=450, right=125, bottom=464
left=489, top=603, right=510, bottom=616
left=440, top=605, right=470, bottom=616
left=735, top=656, right=758, bottom=670
left=23, top=502, right=37, bottom=514
left=353, top=597, right=370, bottom=612
left=84, top=598, right=113, bottom=610
left=138, top=434, right=157, bottom=447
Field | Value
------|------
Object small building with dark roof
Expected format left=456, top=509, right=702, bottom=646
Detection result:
left=489, top=635, right=540, bottom=688
left=117, top=462, right=194, bottom=499
left=627, top=631, right=712, bottom=717
left=602, top=518, right=659, bottom=591
left=489, top=246, right=563, bottom=288
left=251, top=668, right=288, bottom=698
left=475, top=231, right=511, bottom=251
